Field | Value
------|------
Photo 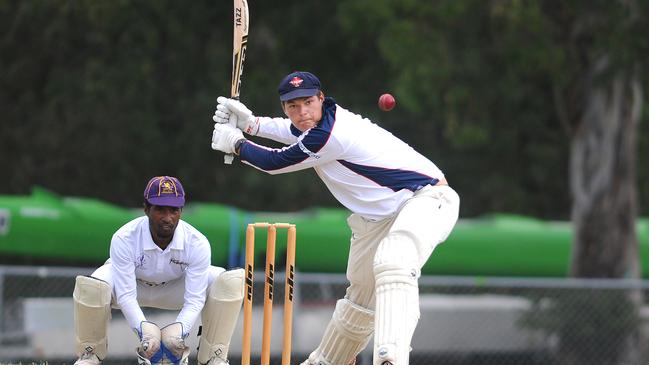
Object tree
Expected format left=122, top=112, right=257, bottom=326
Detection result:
left=338, top=0, right=647, bottom=273
left=551, top=2, right=644, bottom=280
left=338, top=0, right=648, bottom=363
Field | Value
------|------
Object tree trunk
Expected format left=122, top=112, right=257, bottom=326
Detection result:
left=566, top=56, right=643, bottom=365
left=569, top=57, right=642, bottom=279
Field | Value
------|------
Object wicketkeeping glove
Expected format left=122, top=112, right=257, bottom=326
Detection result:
left=215, top=96, right=260, bottom=135
left=211, top=123, right=245, bottom=155
left=135, top=321, right=162, bottom=363
left=160, top=322, right=189, bottom=364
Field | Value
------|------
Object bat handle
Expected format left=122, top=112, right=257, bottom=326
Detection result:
left=223, top=103, right=239, bottom=164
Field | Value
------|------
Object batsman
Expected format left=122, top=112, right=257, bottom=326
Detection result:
left=72, top=176, right=244, bottom=365
left=211, top=71, right=460, bottom=365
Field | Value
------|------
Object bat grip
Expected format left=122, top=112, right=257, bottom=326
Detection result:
left=223, top=119, right=236, bottom=164
left=223, top=95, right=240, bottom=165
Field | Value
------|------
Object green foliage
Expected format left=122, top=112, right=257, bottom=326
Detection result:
left=0, top=0, right=648, bottom=218
left=337, top=0, right=573, bottom=217
left=337, top=0, right=649, bottom=218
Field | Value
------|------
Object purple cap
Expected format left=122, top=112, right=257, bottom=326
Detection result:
left=277, top=71, right=321, bottom=102
left=143, top=176, right=185, bottom=207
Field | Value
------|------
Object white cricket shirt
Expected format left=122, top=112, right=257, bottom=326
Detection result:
left=110, top=216, right=211, bottom=334
left=239, top=98, right=445, bottom=220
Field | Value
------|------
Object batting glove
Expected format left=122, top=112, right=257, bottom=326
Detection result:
left=215, top=96, right=260, bottom=135
left=213, top=103, right=231, bottom=125
left=212, top=123, right=245, bottom=155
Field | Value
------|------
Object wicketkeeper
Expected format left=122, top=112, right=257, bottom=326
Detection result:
left=73, top=176, right=244, bottom=365
left=210, top=71, right=460, bottom=365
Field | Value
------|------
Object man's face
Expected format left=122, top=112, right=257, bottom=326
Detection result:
left=145, top=205, right=182, bottom=241
left=282, top=93, right=325, bottom=132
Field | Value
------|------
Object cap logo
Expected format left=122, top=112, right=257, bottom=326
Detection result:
left=289, top=76, right=304, bottom=88
left=160, top=181, right=176, bottom=195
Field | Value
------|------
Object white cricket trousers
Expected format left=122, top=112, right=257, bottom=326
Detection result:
left=91, top=262, right=225, bottom=310
left=344, top=184, right=460, bottom=308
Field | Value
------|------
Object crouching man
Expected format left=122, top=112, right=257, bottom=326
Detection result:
left=72, top=176, right=243, bottom=365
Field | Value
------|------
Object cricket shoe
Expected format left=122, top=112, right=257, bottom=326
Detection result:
left=74, top=352, right=101, bottom=365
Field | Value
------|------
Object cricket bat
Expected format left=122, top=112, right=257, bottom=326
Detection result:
left=224, top=0, right=249, bottom=164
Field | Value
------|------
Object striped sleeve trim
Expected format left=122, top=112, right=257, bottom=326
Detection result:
left=239, top=141, right=309, bottom=170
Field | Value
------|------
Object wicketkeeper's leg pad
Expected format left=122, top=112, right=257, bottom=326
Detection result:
left=197, top=268, right=244, bottom=364
left=302, top=298, right=375, bottom=365
left=74, top=275, right=112, bottom=361
left=372, top=232, right=420, bottom=365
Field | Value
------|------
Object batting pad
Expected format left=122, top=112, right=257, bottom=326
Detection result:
left=304, top=298, right=374, bottom=365
left=197, top=268, right=244, bottom=364
left=373, top=232, right=420, bottom=365
left=73, top=275, right=112, bottom=360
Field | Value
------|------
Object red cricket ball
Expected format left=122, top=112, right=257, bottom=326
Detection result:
left=378, top=93, right=396, bottom=111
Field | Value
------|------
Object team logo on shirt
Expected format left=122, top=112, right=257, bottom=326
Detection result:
left=170, top=258, right=189, bottom=271
left=135, top=254, right=146, bottom=269
left=289, top=77, right=303, bottom=88
left=298, top=140, right=321, bottom=159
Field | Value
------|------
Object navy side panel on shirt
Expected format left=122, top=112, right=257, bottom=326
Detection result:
left=337, top=160, right=439, bottom=192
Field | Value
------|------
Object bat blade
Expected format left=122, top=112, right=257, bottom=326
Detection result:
left=225, top=0, right=249, bottom=164
left=231, top=0, right=249, bottom=100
